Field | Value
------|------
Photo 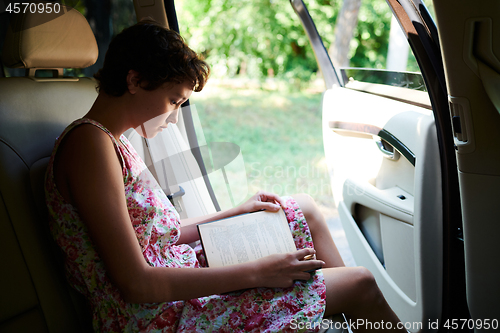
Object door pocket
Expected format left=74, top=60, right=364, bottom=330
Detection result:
left=343, top=177, right=417, bottom=302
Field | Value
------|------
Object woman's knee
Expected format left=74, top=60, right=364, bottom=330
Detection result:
left=323, top=266, right=382, bottom=315
left=352, top=266, right=384, bottom=305
left=292, top=193, right=314, bottom=208
left=292, top=193, right=320, bottom=221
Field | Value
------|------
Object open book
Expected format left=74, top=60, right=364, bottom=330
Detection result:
left=197, top=209, right=297, bottom=268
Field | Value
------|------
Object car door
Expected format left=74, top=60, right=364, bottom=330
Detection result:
left=291, top=0, right=468, bottom=329
left=432, top=0, right=500, bottom=325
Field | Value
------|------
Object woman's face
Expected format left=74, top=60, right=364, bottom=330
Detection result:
left=134, top=80, right=193, bottom=138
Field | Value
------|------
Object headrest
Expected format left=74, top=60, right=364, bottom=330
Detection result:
left=2, top=5, right=98, bottom=69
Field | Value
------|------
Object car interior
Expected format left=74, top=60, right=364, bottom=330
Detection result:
left=0, top=0, right=499, bottom=332
left=294, top=0, right=449, bottom=326
left=0, top=1, right=228, bottom=330
left=0, top=5, right=100, bottom=331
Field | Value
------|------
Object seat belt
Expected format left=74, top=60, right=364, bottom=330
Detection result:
left=143, top=136, right=187, bottom=218
left=124, top=128, right=187, bottom=218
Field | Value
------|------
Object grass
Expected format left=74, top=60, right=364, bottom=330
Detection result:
left=189, top=78, right=335, bottom=211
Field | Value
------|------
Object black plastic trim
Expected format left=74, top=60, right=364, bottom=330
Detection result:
left=386, top=0, right=469, bottom=327
left=328, top=121, right=416, bottom=166
left=289, top=0, right=341, bottom=88
left=378, top=129, right=416, bottom=166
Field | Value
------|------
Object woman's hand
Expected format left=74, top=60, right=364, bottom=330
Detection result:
left=237, top=190, right=287, bottom=215
left=178, top=191, right=285, bottom=244
left=253, top=248, right=325, bottom=288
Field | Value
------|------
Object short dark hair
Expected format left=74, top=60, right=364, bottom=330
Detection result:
left=94, top=19, right=210, bottom=96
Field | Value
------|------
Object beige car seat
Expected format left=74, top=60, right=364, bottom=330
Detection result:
left=0, top=7, right=98, bottom=332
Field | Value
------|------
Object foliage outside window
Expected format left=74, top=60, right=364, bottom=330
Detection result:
left=176, top=0, right=424, bottom=86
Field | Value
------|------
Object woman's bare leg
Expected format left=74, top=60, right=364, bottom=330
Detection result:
left=292, top=193, right=345, bottom=268
left=323, top=267, right=404, bottom=332
left=292, top=194, right=403, bottom=331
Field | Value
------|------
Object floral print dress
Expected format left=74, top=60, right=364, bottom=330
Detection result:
left=45, top=118, right=326, bottom=332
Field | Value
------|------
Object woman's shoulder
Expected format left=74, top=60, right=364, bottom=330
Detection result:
left=52, top=121, right=125, bottom=205
left=58, top=122, right=116, bottom=161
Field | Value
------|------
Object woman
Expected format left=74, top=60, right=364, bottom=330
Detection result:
left=46, top=20, right=403, bottom=332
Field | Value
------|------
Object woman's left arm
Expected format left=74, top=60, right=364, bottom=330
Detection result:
left=176, top=191, right=287, bottom=244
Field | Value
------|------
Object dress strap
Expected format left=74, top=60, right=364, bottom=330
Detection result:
left=52, top=118, right=127, bottom=176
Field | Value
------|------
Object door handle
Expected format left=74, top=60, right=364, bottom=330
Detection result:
left=375, top=139, right=400, bottom=161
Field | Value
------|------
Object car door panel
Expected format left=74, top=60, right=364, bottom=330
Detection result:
left=343, top=178, right=414, bottom=224
left=322, top=85, right=442, bottom=327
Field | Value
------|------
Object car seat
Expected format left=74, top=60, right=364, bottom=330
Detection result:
left=0, top=6, right=97, bottom=332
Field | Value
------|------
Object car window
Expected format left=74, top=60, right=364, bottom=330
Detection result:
left=333, top=0, right=435, bottom=91
left=348, top=0, right=417, bottom=72
left=175, top=1, right=337, bottom=211
left=71, top=0, right=136, bottom=78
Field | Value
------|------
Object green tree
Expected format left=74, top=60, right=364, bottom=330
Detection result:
left=348, top=0, right=392, bottom=69
left=176, top=0, right=395, bottom=82
left=329, top=0, right=362, bottom=68
left=176, top=0, right=340, bottom=83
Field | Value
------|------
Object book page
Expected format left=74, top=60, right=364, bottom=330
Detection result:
left=197, top=209, right=297, bottom=267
